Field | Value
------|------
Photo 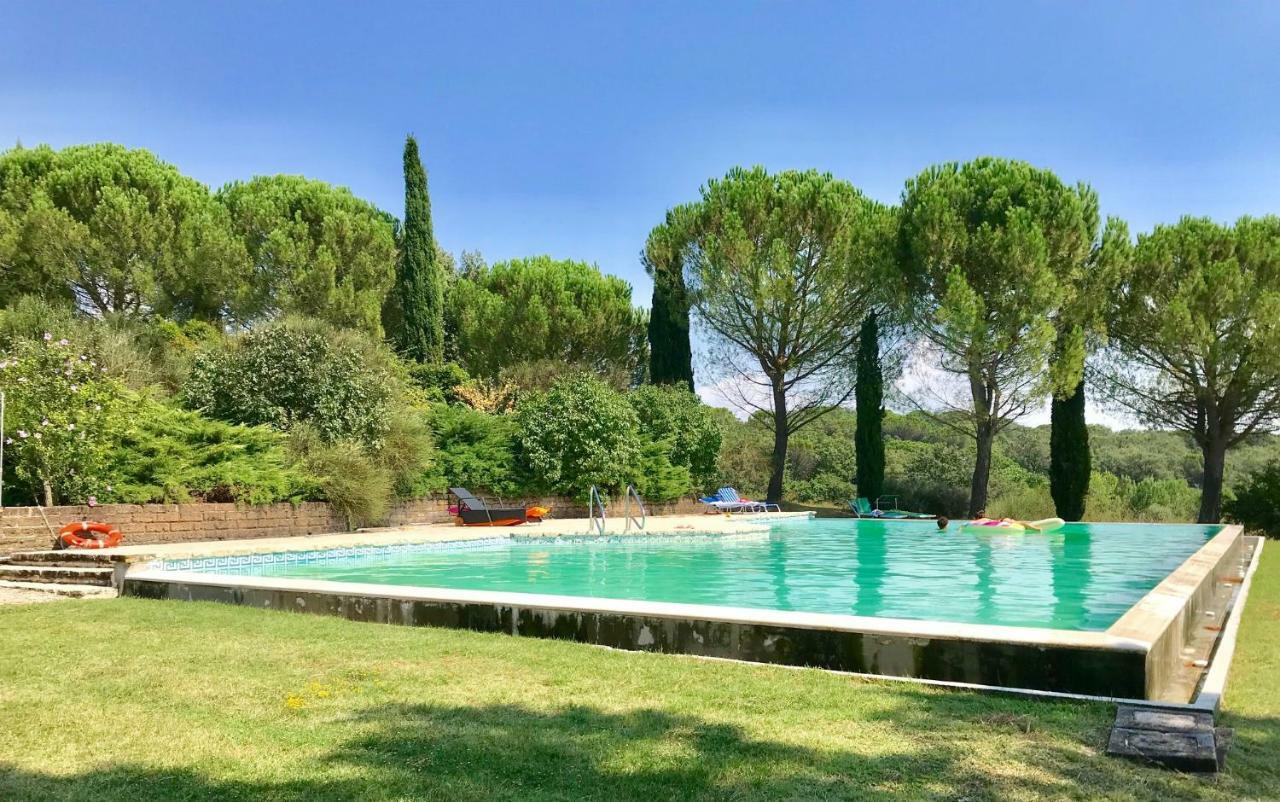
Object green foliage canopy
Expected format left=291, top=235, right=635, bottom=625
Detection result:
left=426, top=403, right=522, bottom=497
left=449, top=256, right=648, bottom=381
left=0, top=143, right=252, bottom=321
left=854, top=312, right=885, bottom=501
left=627, top=383, right=722, bottom=490
left=898, top=157, right=1095, bottom=515
left=643, top=214, right=695, bottom=387
left=1099, top=215, right=1280, bottom=522
left=515, top=374, right=643, bottom=497
left=669, top=166, right=893, bottom=503
left=217, top=174, right=397, bottom=334
left=1225, top=461, right=1280, bottom=538
left=1048, top=188, right=1131, bottom=521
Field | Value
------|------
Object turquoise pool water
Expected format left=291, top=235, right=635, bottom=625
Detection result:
left=193, top=518, right=1221, bottom=631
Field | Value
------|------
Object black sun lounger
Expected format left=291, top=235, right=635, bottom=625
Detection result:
left=449, top=487, right=529, bottom=526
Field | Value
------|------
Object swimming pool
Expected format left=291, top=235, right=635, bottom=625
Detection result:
left=180, top=518, right=1220, bottom=632
left=124, top=516, right=1248, bottom=701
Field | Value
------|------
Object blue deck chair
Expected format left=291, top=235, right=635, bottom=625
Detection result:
left=719, top=487, right=780, bottom=513
left=699, top=491, right=748, bottom=512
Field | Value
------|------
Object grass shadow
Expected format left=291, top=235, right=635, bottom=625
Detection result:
left=0, top=700, right=1176, bottom=801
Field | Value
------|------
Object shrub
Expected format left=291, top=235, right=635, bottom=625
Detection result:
left=0, top=295, right=78, bottom=346
left=109, top=398, right=309, bottom=504
left=407, top=361, right=469, bottom=404
left=634, top=439, right=692, bottom=503
left=787, top=474, right=857, bottom=505
left=0, top=332, right=124, bottom=505
left=1225, top=461, right=1280, bottom=538
left=183, top=320, right=395, bottom=445
left=712, top=414, right=771, bottom=499
left=986, top=484, right=1056, bottom=520
left=628, top=384, right=721, bottom=489
left=515, top=374, right=642, bottom=497
left=425, top=404, right=521, bottom=497
left=499, top=358, right=633, bottom=397
left=379, top=407, right=436, bottom=499
left=288, top=427, right=391, bottom=528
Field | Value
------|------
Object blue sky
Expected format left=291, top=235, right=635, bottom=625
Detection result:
left=3, top=2, right=1278, bottom=424
left=5, top=1, right=1278, bottom=302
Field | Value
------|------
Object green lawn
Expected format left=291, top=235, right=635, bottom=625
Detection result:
left=1, top=547, right=1277, bottom=801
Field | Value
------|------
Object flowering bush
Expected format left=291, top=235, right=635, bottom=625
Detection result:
left=1, top=333, right=123, bottom=505
left=182, top=321, right=395, bottom=446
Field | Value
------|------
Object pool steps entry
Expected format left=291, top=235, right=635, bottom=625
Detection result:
left=586, top=485, right=646, bottom=534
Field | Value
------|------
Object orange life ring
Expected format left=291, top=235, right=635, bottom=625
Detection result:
left=57, top=521, right=123, bottom=550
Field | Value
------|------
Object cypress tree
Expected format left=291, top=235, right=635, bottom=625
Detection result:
left=643, top=216, right=694, bottom=387
left=396, top=135, right=444, bottom=363
left=854, top=312, right=885, bottom=502
left=1049, top=379, right=1090, bottom=520
left=647, top=256, right=694, bottom=386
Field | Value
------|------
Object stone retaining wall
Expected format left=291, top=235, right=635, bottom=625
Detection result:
left=0, top=495, right=710, bottom=554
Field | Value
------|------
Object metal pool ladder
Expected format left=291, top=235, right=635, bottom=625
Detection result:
left=587, top=485, right=607, bottom=535
left=623, top=484, right=647, bottom=532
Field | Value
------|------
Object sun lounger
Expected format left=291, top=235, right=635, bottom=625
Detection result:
left=849, top=496, right=935, bottom=520
left=717, top=487, right=780, bottom=513
left=449, top=487, right=529, bottom=526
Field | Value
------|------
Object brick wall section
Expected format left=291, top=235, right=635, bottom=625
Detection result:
left=0, top=495, right=712, bottom=554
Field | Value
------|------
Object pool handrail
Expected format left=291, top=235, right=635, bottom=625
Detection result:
left=623, top=484, right=647, bottom=532
left=587, top=485, right=607, bottom=535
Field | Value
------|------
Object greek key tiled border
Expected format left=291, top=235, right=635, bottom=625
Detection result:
left=157, top=537, right=510, bottom=572
left=157, top=529, right=776, bottom=573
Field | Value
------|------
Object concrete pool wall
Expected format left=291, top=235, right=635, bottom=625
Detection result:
left=1108, top=524, right=1245, bottom=700
left=119, top=521, right=1247, bottom=702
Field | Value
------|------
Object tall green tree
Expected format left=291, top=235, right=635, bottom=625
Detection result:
left=668, top=166, right=893, bottom=504
left=898, top=158, right=1093, bottom=517
left=217, top=174, right=397, bottom=333
left=395, top=135, right=445, bottom=362
left=448, top=256, right=648, bottom=381
left=854, top=311, right=885, bottom=502
left=643, top=214, right=694, bottom=387
left=0, top=143, right=252, bottom=321
left=1048, top=190, right=1132, bottom=520
left=1099, top=216, right=1280, bottom=523
left=1048, top=383, right=1090, bottom=519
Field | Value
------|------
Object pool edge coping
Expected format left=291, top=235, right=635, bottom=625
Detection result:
left=1105, top=524, right=1243, bottom=642
left=121, top=565, right=1143, bottom=652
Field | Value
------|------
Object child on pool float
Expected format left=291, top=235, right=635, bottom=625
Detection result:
left=938, top=511, right=1046, bottom=532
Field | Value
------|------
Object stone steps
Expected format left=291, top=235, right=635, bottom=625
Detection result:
left=2, top=550, right=119, bottom=566
left=0, top=564, right=113, bottom=586
left=1107, top=705, right=1231, bottom=772
left=0, top=579, right=115, bottom=598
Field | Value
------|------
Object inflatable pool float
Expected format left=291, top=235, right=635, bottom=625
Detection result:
left=960, top=517, right=1064, bottom=535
